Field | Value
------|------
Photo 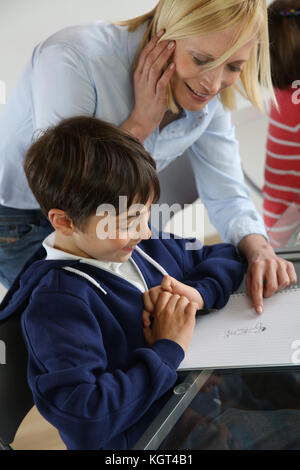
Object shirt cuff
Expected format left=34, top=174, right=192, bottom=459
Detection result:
left=227, top=218, right=269, bottom=247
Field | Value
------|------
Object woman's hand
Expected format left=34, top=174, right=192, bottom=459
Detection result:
left=238, top=234, right=297, bottom=314
left=121, top=30, right=176, bottom=142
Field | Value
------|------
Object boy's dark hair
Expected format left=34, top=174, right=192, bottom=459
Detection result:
left=24, top=116, right=160, bottom=229
left=268, top=0, right=300, bottom=89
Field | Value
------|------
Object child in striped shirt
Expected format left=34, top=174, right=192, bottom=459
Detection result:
left=263, top=0, right=300, bottom=247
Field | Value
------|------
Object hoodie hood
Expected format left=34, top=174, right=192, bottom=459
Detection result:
left=0, top=246, right=81, bottom=322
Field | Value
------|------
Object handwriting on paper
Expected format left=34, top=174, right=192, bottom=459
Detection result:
left=224, top=322, right=267, bottom=339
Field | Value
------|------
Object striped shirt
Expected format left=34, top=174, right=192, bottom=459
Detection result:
left=263, top=86, right=300, bottom=246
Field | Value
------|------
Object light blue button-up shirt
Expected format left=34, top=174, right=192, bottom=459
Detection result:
left=0, top=20, right=266, bottom=245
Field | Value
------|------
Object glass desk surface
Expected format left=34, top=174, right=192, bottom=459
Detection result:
left=133, top=247, right=300, bottom=450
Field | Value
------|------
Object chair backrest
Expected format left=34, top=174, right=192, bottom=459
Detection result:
left=0, top=312, right=34, bottom=447
left=151, top=151, right=198, bottom=232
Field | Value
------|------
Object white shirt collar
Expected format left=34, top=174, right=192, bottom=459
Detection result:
left=42, top=231, right=124, bottom=274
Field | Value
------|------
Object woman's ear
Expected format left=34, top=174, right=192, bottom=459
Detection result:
left=48, top=209, right=74, bottom=236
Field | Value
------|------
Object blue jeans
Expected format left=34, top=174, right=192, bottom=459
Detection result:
left=0, top=204, right=53, bottom=288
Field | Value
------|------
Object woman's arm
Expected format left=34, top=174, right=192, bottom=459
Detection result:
left=188, top=100, right=266, bottom=246
left=32, top=44, right=96, bottom=130
left=121, top=31, right=176, bottom=143
left=187, top=102, right=297, bottom=311
left=32, top=32, right=175, bottom=144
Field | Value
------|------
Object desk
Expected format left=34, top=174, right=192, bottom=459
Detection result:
left=134, top=247, right=300, bottom=450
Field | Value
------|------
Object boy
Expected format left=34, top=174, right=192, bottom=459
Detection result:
left=0, top=116, right=245, bottom=450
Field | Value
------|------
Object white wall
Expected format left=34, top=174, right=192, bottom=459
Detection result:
left=0, top=0, right=157, bottom=103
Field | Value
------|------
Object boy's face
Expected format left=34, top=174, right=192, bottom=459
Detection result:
left=71, top=197, right=152, bottom=263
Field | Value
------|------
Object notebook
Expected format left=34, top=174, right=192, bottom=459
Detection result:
left=178, top=286, right=300, bottom=371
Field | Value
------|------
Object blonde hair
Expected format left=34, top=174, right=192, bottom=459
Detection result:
left=117, top=0, right=275, bottom=113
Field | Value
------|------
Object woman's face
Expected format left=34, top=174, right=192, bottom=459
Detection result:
left=170, top=26, right=256, bottom=111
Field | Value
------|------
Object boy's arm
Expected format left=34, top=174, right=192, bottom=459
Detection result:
left=142, top=240, right=245, bottom=318
left=181, top=242, right=246, bottom=309
left=22, top=290, right=184, bottom=450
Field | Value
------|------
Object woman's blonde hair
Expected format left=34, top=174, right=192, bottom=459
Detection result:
left=117, top=0, right=275, bottom=113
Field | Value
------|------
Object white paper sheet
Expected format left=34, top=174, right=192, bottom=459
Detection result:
left=178, top=287, right=300, bottom=370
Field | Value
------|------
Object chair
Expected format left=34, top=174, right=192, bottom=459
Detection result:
left=0, top=311, right=34, bottom=450
left=242, top=165, right=263, bottom=198
left=155, top=152, right=264, bottom=233
left=151, top=151, right=199, bottom=232
left=158, top=151, right=264, bottom=209
left=157, top=151, right=198, bottom=208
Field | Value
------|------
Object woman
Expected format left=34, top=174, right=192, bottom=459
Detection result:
left=0, top=0, right=296, bottom=313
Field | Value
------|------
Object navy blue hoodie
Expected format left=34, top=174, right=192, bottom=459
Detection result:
left=0, top=231, right=245, bottom=449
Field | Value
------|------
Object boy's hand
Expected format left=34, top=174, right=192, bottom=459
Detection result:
left=143, top=275, right=204, bottom=314
left=143, top=291, right=198, bottom=353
